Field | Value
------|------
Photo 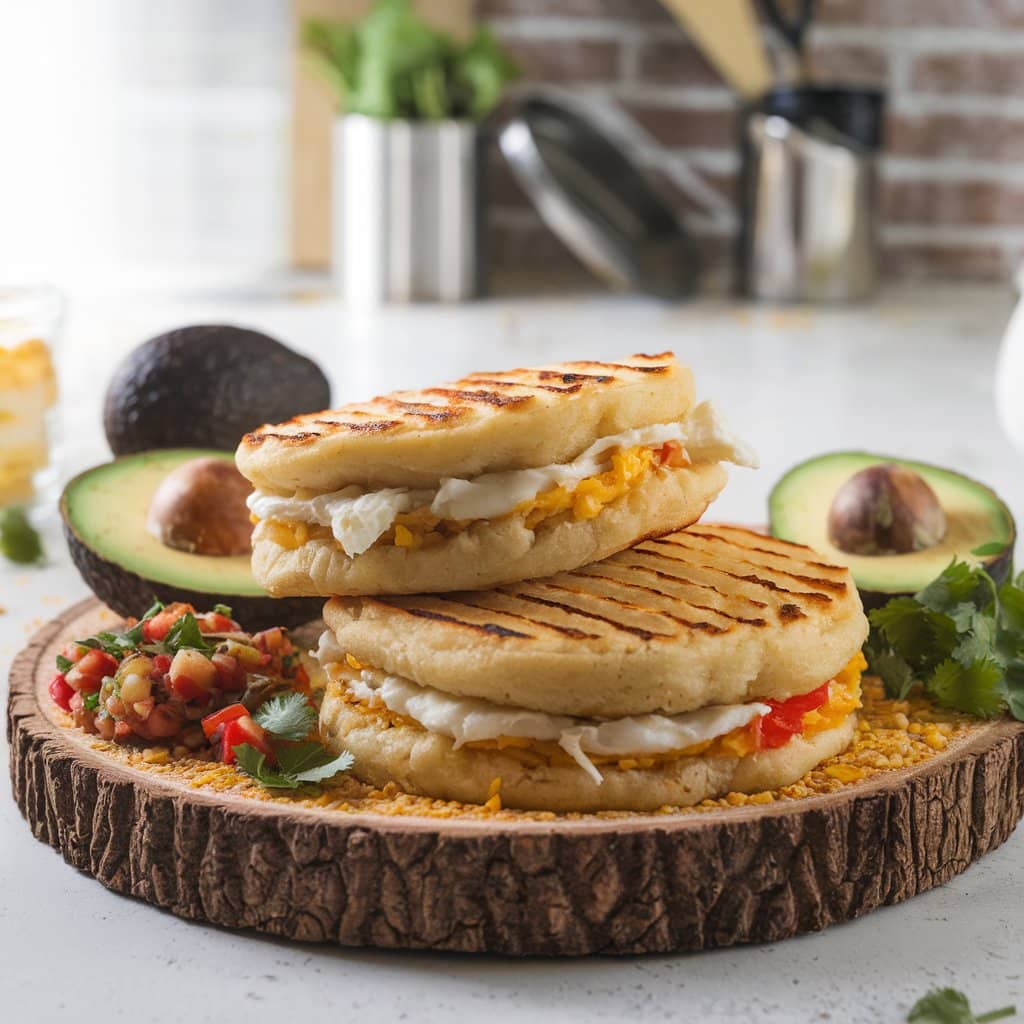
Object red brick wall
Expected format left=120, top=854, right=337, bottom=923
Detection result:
left=481, top=0, right=1024, bottom=287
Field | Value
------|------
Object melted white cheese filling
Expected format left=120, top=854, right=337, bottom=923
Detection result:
left=250, top=402, right=758, bottom=558
left=316, top=633, right=769, bottom=785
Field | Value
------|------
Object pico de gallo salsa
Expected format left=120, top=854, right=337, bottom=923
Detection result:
left=48, top=601, right=314, bottom=765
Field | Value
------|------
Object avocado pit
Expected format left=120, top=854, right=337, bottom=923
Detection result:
left=146, top=457, right=253, bottom=557
left=827, top=463, right=947, bottom=557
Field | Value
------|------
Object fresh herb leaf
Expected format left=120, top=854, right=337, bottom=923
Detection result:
left=213, top=603, right=233, bottom=618
left=865, top=559, right=1024, bottom=722
left=75, top=602, right=166, bottom=658
left=56, top=653, right=73, bottom=673
left=1005, top=662, right=1024, bottom=721
left=233, top=744, right=302, bottom=789
left=999, top=580, right=1024, bottom=634
left=917, top=560, right=990, bottom=614
left=971, top=541, right=1008, bottom=557
left=83, top=693, right=100, bottom=711
left=233, top=740, right=354, bottom=789
left=872, top=646, right=918, bottom=699
left=928, top=658, right=1005, bottom=718
left=161, top=612, right=213, bottom=655
left=254, top=692, right=317, bottom=741
left=870, top=599, right=958, bottom=669
left=290, top=748, right=355, bottom=784
left=908, top=987, right=1015, bottom=1023
left=0, top=507, right=43, bottom=564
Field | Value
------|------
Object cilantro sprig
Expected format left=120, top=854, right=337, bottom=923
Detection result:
left=908, top=987, right=1015, bottom=1023
left=71, top=600, right=166, bottom=660
left=233, top=691, right=354, bottom=790
left=865, top=559, right=1024, bottom=720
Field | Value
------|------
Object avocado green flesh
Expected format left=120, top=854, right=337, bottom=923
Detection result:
left=769, top=452, right=1015, bottom=595
left=62, top=449, right=265, bottom=596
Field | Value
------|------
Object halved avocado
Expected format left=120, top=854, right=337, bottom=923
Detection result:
left=61, top=449, right=321, bottom=630
left=769, top=452, right=1016, bottom=607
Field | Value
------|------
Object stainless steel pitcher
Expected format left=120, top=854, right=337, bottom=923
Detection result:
left=738, top=86, right=884, bottom=303
left=332, top=114, right=480, bottom=304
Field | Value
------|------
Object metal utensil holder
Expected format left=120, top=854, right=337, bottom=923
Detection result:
left=332, top=114, right=482, bottom=304
left=738, top=86, right=884, bottom=303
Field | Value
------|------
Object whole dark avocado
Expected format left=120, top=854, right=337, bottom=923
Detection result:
left=104, top=325, right=331, bottom=455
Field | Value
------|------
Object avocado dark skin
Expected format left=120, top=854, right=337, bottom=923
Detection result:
left=104, top=325, right=331, bottom=455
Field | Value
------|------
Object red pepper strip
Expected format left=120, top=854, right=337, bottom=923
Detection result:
left=201, top=703, right=249, bottom=739
left=753, top=681, right=831, bottom=751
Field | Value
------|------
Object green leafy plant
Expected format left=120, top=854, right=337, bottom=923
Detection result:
left=864, top=559, right=1024, bottom=720
left=303, top=0, right=518, bottom=121
left=908, top=987, right=1015, bottom=1023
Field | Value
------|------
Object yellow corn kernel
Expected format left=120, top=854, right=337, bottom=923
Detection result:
left=394, top=523, right=416, bottom=548
left=345, top=652, right=363, bottom=671
left=825, top=764, right=866, bottom=783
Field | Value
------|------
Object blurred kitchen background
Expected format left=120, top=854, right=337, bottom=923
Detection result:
left=4, top=0, right=1024, bottom=294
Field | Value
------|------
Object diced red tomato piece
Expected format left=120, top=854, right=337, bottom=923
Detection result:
left=753, top=682, right=831, bottom=751
left=252, top=627, right=284, bottom=652
left=65, top=649, right=119, bottom=694
left=152, top=654, right=172, bottom=674
left=200, top=611, right=239, bottom=633
left=169, top=674, right=210, bottom=703
left=48, top=673, right=75, bottom=712
left=201, top=703, right=249, bottom=739
left=220, top=715, right=272, bottom=764
left=61, top=643, right=86, bottom=665
left=142, top=603, right=195, bottom=642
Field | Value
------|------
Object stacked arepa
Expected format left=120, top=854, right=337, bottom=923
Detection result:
left=236, top=353, right=868, bottom=812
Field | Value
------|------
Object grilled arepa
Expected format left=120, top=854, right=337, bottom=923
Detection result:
left=316, top=525, right=869, bottom=812
left=238, top=353, right=756, bottom=596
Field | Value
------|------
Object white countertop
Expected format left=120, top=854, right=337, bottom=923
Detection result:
left=3, top=284, right=1023, bottom=1024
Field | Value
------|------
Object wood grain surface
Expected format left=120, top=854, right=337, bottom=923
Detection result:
left=8, top=599, right=1024, bottom=956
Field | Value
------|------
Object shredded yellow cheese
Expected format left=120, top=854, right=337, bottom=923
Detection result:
left=256, top=443, right=667, bottom=553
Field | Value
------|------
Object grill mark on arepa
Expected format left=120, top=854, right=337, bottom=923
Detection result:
left=649, top=535, right=848, bottom=594
left=371, top=399, right=468, bottom=422
left=576, top=570, right=766, bottom=627
left=462, top=377, right=586, bottom=395
left=432, top=595, right=598, bottom=639
left=499, top=589, right=666, bottom=641
left=569, top=360, right=671, bottom=375
left=541, top=582, right=726, bottom=634
left=610, top=555, right=771, bottom=610
left=536, top=370, right=614, bottom=384
left=682, top=529, right=847, bottom=575
left=381, top=604, right=531, bottom=639
left=422, top=387, right=534, bottom=408
left=637, top=540, right=834, bottom=605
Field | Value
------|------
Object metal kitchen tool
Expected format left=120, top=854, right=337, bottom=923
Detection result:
left=498, top=96, right=699, bottom=299
left=332, top=114, right=482, bottom=304
left=737, top=85, right=884, bottom=303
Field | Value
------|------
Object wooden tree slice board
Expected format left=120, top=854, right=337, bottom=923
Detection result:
left=9, top=599, right=1024, bottom=956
